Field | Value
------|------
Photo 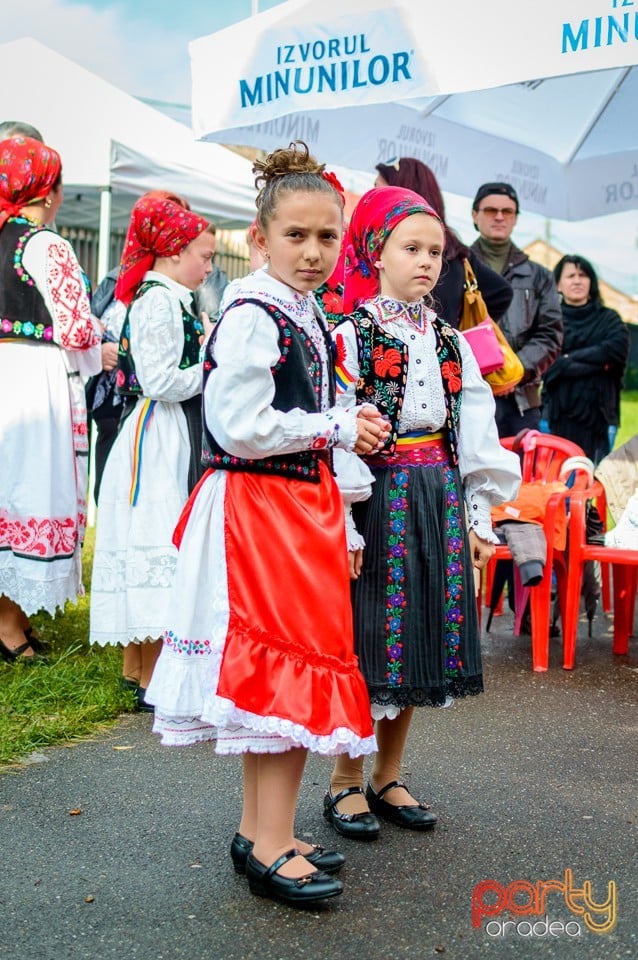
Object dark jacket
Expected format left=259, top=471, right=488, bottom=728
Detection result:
left=433, top=249, right=513, bottom=328
left=470, top=239, right=563, bottom=412
left=542, top=300, right=630, bottom=460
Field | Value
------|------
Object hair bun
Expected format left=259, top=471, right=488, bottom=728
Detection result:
left=253, top=141, right=324, bottom=190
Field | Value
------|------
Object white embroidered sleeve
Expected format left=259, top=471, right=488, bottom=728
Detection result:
left=23, top=231, right=101, bottom=373
left=130, top=287, right=202, bottom=402
left=206, top=303, right=358, bottom=458
left=331, top=321, right=375, bottom=550
left=456, top=336, right=522, bottom=542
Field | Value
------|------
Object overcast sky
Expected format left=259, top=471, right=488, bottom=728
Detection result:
left=2, top=0, right=637, bottom=295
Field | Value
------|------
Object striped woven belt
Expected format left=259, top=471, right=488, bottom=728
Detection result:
left=394, top=430, right=444, bottom=449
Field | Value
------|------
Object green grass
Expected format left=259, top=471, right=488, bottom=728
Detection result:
left=0, top=528, right=136, bottom=767
left=2, top=392, right=637, bottom=767
left=616, top=390, right=638, bottom=448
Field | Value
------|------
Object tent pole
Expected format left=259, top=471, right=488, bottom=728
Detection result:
left=97, top=186, right=112, bottom=283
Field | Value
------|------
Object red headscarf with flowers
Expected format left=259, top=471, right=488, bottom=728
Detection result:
left=342, top=186, right=440, bottom=313
left=0, top=136, right=62, bottom=232
left=115, top=195, right=210, bottom=305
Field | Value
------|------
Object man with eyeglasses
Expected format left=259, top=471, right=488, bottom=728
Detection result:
left=470, top=182, right=563, bottom=437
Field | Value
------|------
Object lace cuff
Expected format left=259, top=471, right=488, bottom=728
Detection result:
left=345, top=504, right=365, bottom=552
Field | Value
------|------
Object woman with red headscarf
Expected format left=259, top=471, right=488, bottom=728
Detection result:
left=323, top=187, right=521, bottom=840
left=0, top=135, right=101, bottom=661
left=89, top=194, right=216, bottom=705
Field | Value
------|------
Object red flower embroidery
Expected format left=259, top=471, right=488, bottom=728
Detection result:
left=322, top=289, right=343, bottom=314
left=441, top=360, right=462, bottom=393
left=335, top=332, right=347, bottom=365
left=373, top=345, right=402, bottom=378
left=0, top=511, right=77, bottom=559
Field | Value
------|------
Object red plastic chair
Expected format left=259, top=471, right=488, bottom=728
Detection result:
left=562, top=480, right=637, bottom=669
left=483, top=431, right=593, bottom=671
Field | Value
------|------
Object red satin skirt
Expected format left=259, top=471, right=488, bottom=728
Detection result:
left=214, top=462, right=373, bottom=743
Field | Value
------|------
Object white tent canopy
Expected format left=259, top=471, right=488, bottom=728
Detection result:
left=190, top=0, right=638, bottom=220
left=0, top=38, right=257, bottom=276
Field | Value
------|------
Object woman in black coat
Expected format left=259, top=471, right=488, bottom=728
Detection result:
left=542, top=254, right=630, bottom=464
left=374, top=158, right=513, bottom=327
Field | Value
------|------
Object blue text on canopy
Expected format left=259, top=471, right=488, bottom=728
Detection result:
left=239, top=34, right=412, bottom=109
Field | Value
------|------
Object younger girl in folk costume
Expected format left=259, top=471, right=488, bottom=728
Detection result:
left=147, top=142, right=389, bottom=907
left=0, top=136, right=101, bottom=660
left=324, top=187, right=520, bottom=839
left=89, top=195, right=216, bottom=705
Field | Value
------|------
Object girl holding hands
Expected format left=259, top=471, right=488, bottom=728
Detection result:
left=324, top=187, right=521, bottom=838
left=147, top=143, right=388, bottom=907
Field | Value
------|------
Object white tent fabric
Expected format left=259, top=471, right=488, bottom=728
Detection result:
left=0, top=38, right=257, bottom=272
left=109, top=141, right=257, bottom=228
left=190, top=0, right=638, bottom=220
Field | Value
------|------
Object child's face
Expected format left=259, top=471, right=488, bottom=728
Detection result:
left=254, top=191, right=343, bottom=294
left=377, top=214, right=444, bottom=303
left=173, top=231, right=217, bottom=290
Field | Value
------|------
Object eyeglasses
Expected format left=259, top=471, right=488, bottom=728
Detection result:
left=477, top=206, right=518, bottom=219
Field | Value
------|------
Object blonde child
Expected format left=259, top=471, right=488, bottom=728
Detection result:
left=323, top=187, right=521, bottom=838
left=147, top=143, right=389, bottom=907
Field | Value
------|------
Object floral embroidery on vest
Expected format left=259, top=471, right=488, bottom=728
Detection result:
left=352, top=308, right=463, bottom=464
left=201, top=298, right=332, bottom=483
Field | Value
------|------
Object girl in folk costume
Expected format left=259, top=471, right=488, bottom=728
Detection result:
left=323, top=188, right=520, bottom=839
left=0, top=136, right=101, bottom=660
left=89, top=195, right=216, bottom=705
left=147, top=142, right=388, bottom=907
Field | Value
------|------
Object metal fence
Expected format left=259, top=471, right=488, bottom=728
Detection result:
left=59, top=226, right=251, bottom=290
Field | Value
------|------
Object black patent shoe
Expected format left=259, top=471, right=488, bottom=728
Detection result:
left=0, top=630, right=47, bottom=663
left=230, top=832, right=345, bottom=875
left=323, top=787, right=381, bottom=841
left=366, top=780, right=437, bottom=831
left=245, top=849, right=343, bottom=906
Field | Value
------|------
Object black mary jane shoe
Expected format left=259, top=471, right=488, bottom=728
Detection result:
left=245, top=849, right=343, bottom=906
left=0, top=630, right=47, bottom=664
left=230, top=832, right=345, bottom=876
left=365, top=780, right=437, bottom=831
left=323, top=786, right=381, bottom=841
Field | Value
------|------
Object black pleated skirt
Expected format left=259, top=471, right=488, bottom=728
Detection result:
left=352, top=439, right=483, bottom=710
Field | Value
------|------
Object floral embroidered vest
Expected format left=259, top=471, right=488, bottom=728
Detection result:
left=0, top=219, right=56, bottom=344
left=116, top=280, right=204, bottom=397
left=348, top=307, right=463, bottom=465
left=201, top=298, right=334, bottom=483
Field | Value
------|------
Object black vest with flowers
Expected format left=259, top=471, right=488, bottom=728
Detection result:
left=0, top=219, right=57, bottom=344
left=347, top=307, right=463, bottom=465
left=116, top=280, right=203, bottom=397
left=201, top=298, right=335, bottom=483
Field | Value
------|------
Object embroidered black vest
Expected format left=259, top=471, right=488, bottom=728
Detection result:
left=347, top=307, right=463, bottom=465
left=0, top=218, right=56, bottom=344
left=116, top=280, right=203, bottom=397
left=201, top=298, right=334, bottom=483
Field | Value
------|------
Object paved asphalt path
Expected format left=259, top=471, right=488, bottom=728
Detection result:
left=1, top=607, right=636, bottom=960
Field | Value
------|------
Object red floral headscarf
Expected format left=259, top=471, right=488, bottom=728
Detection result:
left=115, top=195, right=210, bottom=305
left=342, top=186, right=440, bottom=313
left=0, top=136, right=62, bottom=232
